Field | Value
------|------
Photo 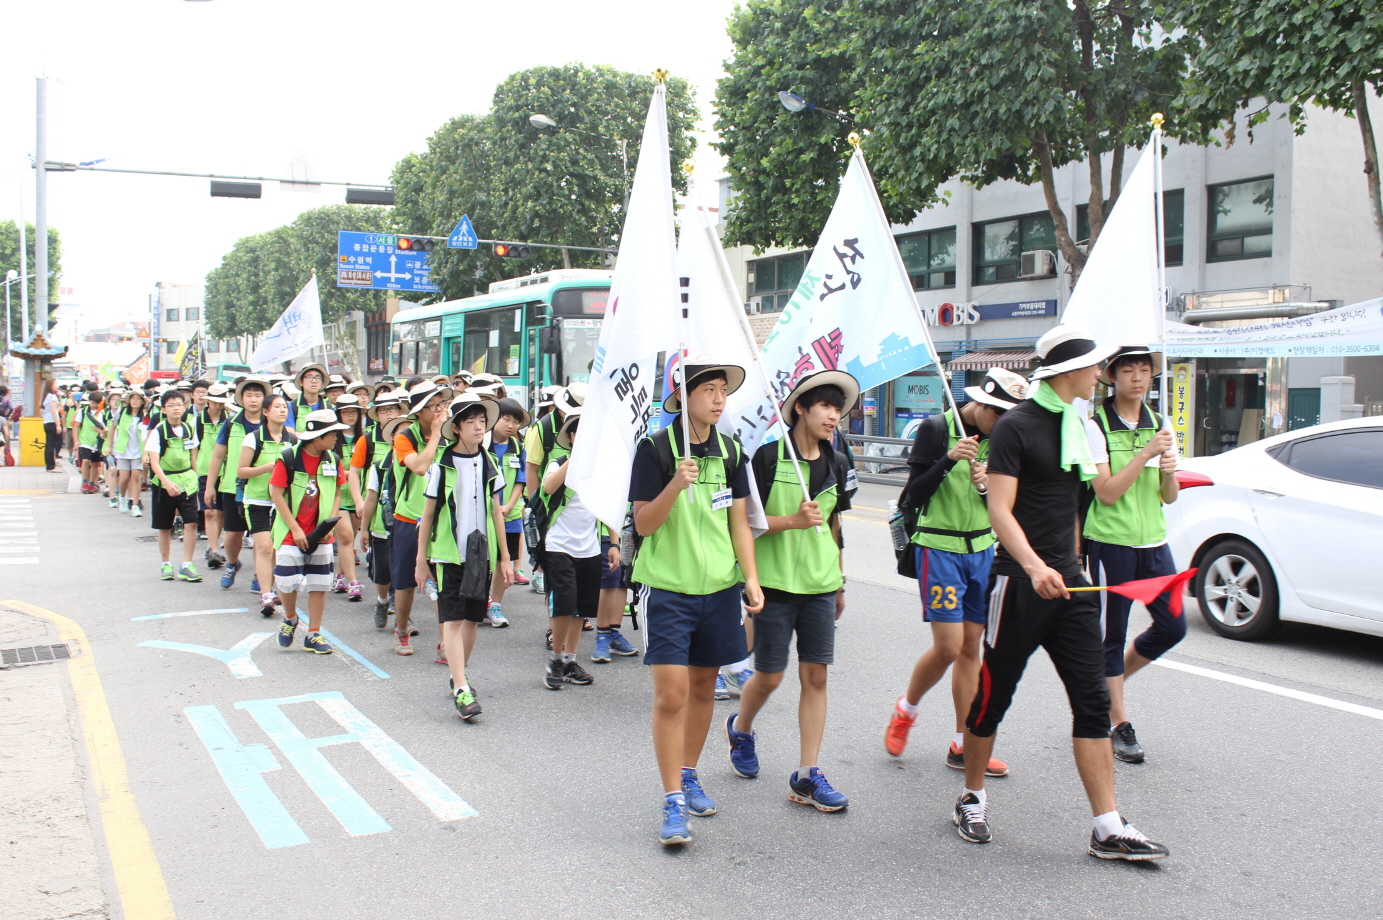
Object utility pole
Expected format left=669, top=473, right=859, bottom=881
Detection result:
left=18, top=185, right=28, bottom=342
left=34, top=77, right=48, bottom=338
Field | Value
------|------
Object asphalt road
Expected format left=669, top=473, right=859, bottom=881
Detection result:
left=5, top=481, right=1383, bottom=920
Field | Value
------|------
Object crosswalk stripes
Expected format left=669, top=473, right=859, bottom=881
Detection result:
left=0, top=498, right=39, bottom=565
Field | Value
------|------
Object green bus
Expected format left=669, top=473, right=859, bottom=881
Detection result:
left=390, top=269, right=612, bottom=410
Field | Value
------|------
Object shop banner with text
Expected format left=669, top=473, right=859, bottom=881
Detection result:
left=1160, top=298, right=1383, bottom=357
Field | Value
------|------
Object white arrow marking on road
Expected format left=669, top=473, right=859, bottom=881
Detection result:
left=139, top=633, right=273, bottom=678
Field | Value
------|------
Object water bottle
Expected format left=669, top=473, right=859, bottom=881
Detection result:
left=424, top=577, right=438, bottom=601
left=887, top=499, right=910, bottom=556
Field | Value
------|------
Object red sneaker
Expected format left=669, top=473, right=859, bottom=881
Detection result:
left=434, top=642, right=448, bottom=665
left=885, top=700, right=916, bottom=756
left=394, top=629, right=413, bottom=656
left=512, top=569, right=531, bottom=586
left=946, top=742, right=1010, bottom=777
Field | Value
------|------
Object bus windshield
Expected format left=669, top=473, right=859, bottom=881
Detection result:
left=558, top=318, right=601, bottom=385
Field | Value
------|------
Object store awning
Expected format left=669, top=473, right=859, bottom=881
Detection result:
left=947, top=350, right=1037, bottom=371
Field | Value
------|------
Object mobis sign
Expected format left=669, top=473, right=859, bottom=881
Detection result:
left=922, top=301, right=981, bottom=326
left=923, top=299, right=1059, bottom=326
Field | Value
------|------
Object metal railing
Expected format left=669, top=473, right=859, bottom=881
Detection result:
left=841, top=432, right=912, bottom=487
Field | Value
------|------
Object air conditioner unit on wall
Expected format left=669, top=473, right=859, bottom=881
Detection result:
left=744, top=300, right=761, bottom=315
left=1019, top=250, right=1056, bottom=278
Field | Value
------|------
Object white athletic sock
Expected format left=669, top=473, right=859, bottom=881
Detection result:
left=561, top=652, right=575, bottom=663
left=953, top=731, right=965, bottom=748
left=549, top=650, right=561, bottom=661
left=732, top=655, right=754, bottom=673
left=898, top=696, right=920, bottom=717
left=963, top=787, right=986, bottom=805
left=1093, top=810, right=1124, bottom=840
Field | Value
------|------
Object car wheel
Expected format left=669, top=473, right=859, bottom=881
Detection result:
left=1195, top=539, right=1281, bottom=641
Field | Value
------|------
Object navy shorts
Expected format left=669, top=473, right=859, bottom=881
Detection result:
left=1087, top=540, right=1186, bottom=676
left=916, top=545, right=994, bottom=625
left=389, top=519, right=419, bottom=590
left=599, top=537, right=626, bottom=590
left=641, top=584, right=748, bottom=668
left=368, top=535, right=391, bottom=586
left=753, top=592, right=836, bottom=672
left=198, top=476, right=223, bottom=512
left=220, top=492, right=247, bottom=533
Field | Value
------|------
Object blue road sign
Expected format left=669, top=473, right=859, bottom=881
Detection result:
left=336, top=231, right=442, bottom=294
left=447, top=215, right=478, bottom=250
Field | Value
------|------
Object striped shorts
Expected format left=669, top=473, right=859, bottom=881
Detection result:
left=274, top=543, right=335, bottom=594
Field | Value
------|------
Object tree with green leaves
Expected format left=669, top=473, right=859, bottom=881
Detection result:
left=1168, top=0, right=1383, bottom=255
left=392, top=64, right=699, bottom=297
left=0, top=221, right=62, bottom=342
left=715, top=0, right=1193, bottom=283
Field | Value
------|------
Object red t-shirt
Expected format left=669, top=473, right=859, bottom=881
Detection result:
left=270, top=449, right=346, bottom=547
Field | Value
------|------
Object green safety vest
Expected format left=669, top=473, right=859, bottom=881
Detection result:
left=425, top=451, right=500, bottom=571
left=538, top=445, right=608, bottom=539
left=195, top=409, right=227, bottom=476
left=108, top=408, right=130, bottom=455
left=216, top=413, right=260, bottom=494
left=78, top=407, right=104, bottom=449
left=331, top=432, right=358, bottom=511
left=368, top=448, right=396, bottom=539
left=911, top=410, right=997, bottom=555
left=270, top=445, right=341, bottom=546
left=631, top=426, right=743, bottom=596
left=1083, top=401, right=1168, bottom=546
left=391, top=422, right=431, bottom=522
left=492, top=437, right=525, bottom=523
left=242, top=428, right=298, bottom=504
left=155, top=421, right=198, bottom=494
left=755, top=436, right=843, bottom=595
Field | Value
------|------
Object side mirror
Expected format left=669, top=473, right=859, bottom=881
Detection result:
left=540, top=326, right=559, bottom=355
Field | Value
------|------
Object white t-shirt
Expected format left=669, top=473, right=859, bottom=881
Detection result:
left=423, top=450, right=501, bottom=562
left=42, top=393, right=60, bottom=425
left=143, top=423, right=200, bottom=457
left=116, top=414, right=146, bottom=460
left=543, top=459, right=600, bottom=558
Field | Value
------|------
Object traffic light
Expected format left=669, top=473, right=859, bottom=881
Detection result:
left=396, top=236, right=436, bottom=252
left=493, top=242, right=531, bottom=258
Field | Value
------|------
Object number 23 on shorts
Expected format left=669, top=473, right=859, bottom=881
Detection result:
left=929, top=585, right=959, bottom=610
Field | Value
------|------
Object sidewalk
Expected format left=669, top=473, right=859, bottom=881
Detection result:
left=0, top=606, right=110, bottom=920
left=0, top=459, right=77, bottom=495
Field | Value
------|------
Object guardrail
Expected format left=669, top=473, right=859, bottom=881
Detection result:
left=841, top=432, right=912, bottom=487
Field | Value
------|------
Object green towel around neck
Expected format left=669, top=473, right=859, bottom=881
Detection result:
left=1030, top=380, right=1098, bottom=481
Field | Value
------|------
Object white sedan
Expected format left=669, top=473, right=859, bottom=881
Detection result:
left=1165, top=416, right=1383, bottom=641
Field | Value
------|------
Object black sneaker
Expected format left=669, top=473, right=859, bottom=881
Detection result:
left=373, top=600, right=389, bottom=629
left=1111, top=722, right=1145, bottom=763
left=543, top=658, right=565, bottom=690
left=563, top=659, right=594, bottom=685
left=953, top=793, right=992, bottom=843
left=544, top=629, right=553, bottom=651
left=1089, top=819, right=1169, bottom=861
left=453, top=686, right=481, bottom=721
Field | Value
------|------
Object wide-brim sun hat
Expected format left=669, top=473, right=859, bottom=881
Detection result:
left=554, top=381, right=588, bottom=416
left=298, top=408, right=351, bottom=442
left=332, top=392, right=364, bottom=414
left=405, top=380, right=454, bottom=416
left=366, top=389, right=407, bottom=421
left=294, top=363, right=329, bottom=388
left=556, top=405, right=584, bottom=449
left=1029, top=323, right=1120, bottom=381
left=451, top=371, right=474, bottom=385
left=346, top=381, right=372, bottom=399
left=662, top=359, right=746, bottom=413
left=380, top=414, right=414, bottom=442
left=536, top=385, right=562, bottom=408
left=1098, top=346, right=1164, bottom=385
left=204, top=383, right=233, bottom=405
left=234, top=375, right=272, bottom=406
left=277, top=380, right=301, bottom=401
left=326, top=374, right=348, bottom=392
left=444, top=392, right=499, bottom=439
left=964, top=367, right=1029, bottom=410
left=780, top=369, right=860, bottom=428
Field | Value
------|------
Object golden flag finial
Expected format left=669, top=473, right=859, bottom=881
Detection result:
left=848, top=132, right=862, bottom=150
left=682, top=161, right=695, bottom=176
left=1151, top=112, right=1165, bottom=129
left=653, top=69, right=669, bottom=83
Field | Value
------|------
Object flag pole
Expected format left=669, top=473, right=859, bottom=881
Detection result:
left=1151, top=114, right=1169, bottom=418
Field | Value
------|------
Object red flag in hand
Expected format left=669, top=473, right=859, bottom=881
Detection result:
left=1104, top=569, right=1199, bottom=617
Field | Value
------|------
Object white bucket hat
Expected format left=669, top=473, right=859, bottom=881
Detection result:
left=964, top=368, right=1029, bottom=410
left=1029, top=323, right=1119, bottom=381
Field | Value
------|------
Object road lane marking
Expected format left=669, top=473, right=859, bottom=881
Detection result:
left=319, top=629, right=391, bottom=679
left=1153, top=657, right=1383, bottom=721
left=0, top=557, right=40, bottom=564
left=139, top=633, right=273, bottom=678
left=3, top=599, right=175, bottom=920
left=131, top=607, right=250, bottom=621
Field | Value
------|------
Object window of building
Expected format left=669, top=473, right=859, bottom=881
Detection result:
left=205, top=339, right=219, bottom=354
left=164, top=340, right=178, bottom=354
left=1208, top=177, right=1273, bottom=261
left=972, top=212, right=1056, bottom=284
left=1075, top=189, right=1185, bottom=265
left=165, top=308, right=180, bottom=323
left=185, top=307, right=200, bottom=321
left=897, top=227, right=957, bottom=290
left=747, top=251, right=807, bottom=311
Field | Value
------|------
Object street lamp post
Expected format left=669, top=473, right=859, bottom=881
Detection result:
left=528, top=113, right=630, bottom=195
left=777, top=90, right=850, bottom=122
left=4, top=270, right=16, bottom=354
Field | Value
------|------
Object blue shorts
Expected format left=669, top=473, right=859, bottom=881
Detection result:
left=389, top=519, right=419, bottom=590
left=599, top=537, right=627, bottom=590
left=641, top=584, right=748, bottom=668
left=916, top=544, right=995, bottom=625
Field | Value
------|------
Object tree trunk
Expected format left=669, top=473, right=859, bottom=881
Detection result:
left=1353, top=81, right=1383, bottom=259
left=1033, top=132, right=1087, bottom=285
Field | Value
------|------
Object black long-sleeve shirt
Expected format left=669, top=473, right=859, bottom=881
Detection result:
left=902, top=412, right=985, bottom=510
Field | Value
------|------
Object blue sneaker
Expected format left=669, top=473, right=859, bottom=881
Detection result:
left=680, top=768, right=717, bottom=816
left=714, top=673, right=731, bottom=700
left=250, top=576, right=260, bottom=594
left=302, top=632, right=333, bottom=654
left=277, top=617, right=298, bottom=649
left=591, top=631, right=612, bottom=663
left=725, top=712, right=759, bottom=778
left=659, top=797, right=691, bottom=846
left=788, top=767, right=849, bottom=812
left=219, top=560, right=241, bottom=589
left=608, top=630, right=638, bottom=656
left=724, top=666, right=754, bottom=695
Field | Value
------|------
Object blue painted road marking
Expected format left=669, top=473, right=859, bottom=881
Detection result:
left=139, top=633, right=273, bottom=678
left=319, top=629, right=390, bottom=679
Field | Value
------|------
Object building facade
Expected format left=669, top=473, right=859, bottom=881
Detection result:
left=721, top=101, right=1383, bottom=454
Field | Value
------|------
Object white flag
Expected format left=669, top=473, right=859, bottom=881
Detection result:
left=1061, top=142, right=1161, bottom=350
left=725, top=149, right=940, bottom=456
left=248, top=275, right=325, bottom=371
left=567, top=85, right=679, bottom=529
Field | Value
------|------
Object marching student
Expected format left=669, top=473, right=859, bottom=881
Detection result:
left=328, top=392, right=366, bottom=601
left=205, top=376, right=267, bottom=589
left=389, top=380, right=453, bottom=654
left=324, top=374, right=348, bottom=406
left=269, top=409, right=351, bottom=655
left=238, top=393, right=297, bottom=618
left=197, top=383, right=232, bottom=568
left=76, top=388, right=107, bottom=494
left=414, top=393, right=513, bottom=720
left=354, top=390, right=406, bottom=628
left=144, top=389, right=202, bottom=582
left=485, top=397, right=529, bottom=627
left=523, top=383, right=586, bottom=594
left=286, top=363, right=328, bottom=429
left=884, top=368, right=1027, bottom=778
left=1084, top=346, right=1181, bottom=764
left=103, top=387, right=125, bottom=508
left=110, top=389, right=149, bottom=515
left=628, top=360, right=764, bottom=847
left=724, top=370, right=859, bottom=813
left=952, top=324, right=1169, bottom=861
left=537, top=408, right=600, bottom=689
